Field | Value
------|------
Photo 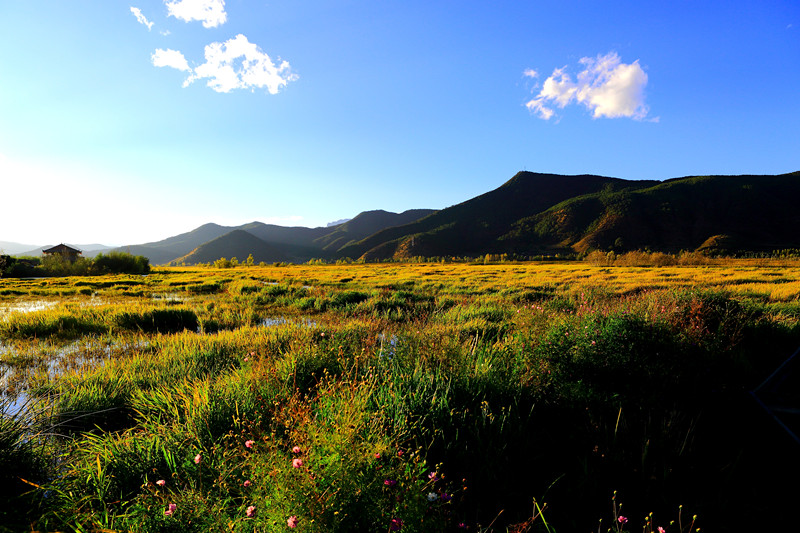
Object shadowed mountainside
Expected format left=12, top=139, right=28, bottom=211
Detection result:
left=105, top=171, right=800, bottom=264
left=172, top=230, right=292, bottom=265
left=341, top=172, right=657, bottom=260
left=498, top=172, right=800, bottom=255
left=112, top=223, right=234, bottom=265
left=313, top=209, right=437, bottom=252
left=116, top=210, right=436, bottom=265
left=341, top=171, right=800, bottom=260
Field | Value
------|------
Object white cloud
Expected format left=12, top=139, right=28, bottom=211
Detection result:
left=165, top=0, right=227, bottom=28
left=525, top=52, right=650, bottom=120
left=523, top=68, right=538, bottom=78
left=183, top=34, right=298, bottom=94
left=130, top=7, right=154, bottom=30
left=152, top=48, right=192, bottom=72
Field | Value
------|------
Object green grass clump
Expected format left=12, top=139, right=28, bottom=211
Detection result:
left=112, top=308, right=198, bottom=334
left=0, top=398, right=50, bottom=530
left=0, top=306, right=107, bottom=339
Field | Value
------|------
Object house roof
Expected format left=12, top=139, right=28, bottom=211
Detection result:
left=42, top=244, right=83, bottom=254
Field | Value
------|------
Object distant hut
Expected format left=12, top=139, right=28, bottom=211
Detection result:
left=42, top=244, right=83, bottom=263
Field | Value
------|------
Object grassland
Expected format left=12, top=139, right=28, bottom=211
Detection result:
left=2, top=260, right=800, bottom=532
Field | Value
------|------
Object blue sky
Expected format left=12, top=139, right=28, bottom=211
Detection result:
left=1, top=0, right=798, bottom=246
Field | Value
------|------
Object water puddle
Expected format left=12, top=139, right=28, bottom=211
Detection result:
left=0, top=300, right=59, bottom=316
left=1, top=337, right=150, bottom=416
left=151, top=292, right=187, bottom=302
left=261, top=317, right=317, bottom=328
left=0, top=296, right=110, bottom=319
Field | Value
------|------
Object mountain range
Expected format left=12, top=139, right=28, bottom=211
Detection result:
left=3, top=243, right=115, bottom=258
left=114, top=208, right=437, bottom=265
left=7, top=171, right=800, bottom=264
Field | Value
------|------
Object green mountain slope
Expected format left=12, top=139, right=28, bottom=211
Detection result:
left=313, top=209, right=436, bottom=252
left=501, top=172, right=800, bottom=254
left=172, top=230, right=292, bottom=265
left=340, top=172, right=657, bottom=260
left=116, top=210, right=436, bottom=265
left=111, top=171, right=800, bottom=264
left=112, top=223, right=234, bottom=265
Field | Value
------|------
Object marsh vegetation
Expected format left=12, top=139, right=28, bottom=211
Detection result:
left=1, top=260, right=799, bottom=531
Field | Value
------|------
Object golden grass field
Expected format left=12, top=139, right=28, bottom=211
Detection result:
left=1, top=259, right=799, bottom=532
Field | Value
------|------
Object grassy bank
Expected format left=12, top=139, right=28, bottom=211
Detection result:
left=1, top=262, right=799, bottom=531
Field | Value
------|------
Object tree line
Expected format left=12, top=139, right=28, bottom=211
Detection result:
left=0, top=251, right=150, bottom=278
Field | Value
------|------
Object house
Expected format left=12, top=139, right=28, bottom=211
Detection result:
left=42, top=244, right=83, bottom=262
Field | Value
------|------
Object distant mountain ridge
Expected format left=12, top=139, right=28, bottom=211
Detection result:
left=10, top=243, right=115, bottom=259
left=112, top=209, right=438, bottom=265
left=11, top=171, right=799, bottom=265
left=497, top=172, right=800, bottom=255
left=339, top=173, right=658, bottom=260
left=1, top=241, right=40, bottom=255
left=349, top=171, right=800, bottom=260
left=173, top=230, right=292, bottom=265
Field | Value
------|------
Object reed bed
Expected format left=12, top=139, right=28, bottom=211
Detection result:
left=1, top=261, right=799, bottom=531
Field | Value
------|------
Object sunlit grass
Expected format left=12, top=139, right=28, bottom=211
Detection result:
left=1, top=260, right=799, bottom=530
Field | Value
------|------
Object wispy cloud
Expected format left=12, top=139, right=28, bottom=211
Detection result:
left=183, top=34, right=298, bottom=94
left=152, top=48, right=192, bottom=72
left=165, top=0, right=227, bottom=28
left=526, top=52, right=650, bottom=121
left=130, top=7, right=154, bottom=30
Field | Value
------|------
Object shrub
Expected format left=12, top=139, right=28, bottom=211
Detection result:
left=91, top=252, right=150, bottom=275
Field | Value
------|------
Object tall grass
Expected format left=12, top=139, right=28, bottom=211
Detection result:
left=0, top=395, right=51, bottom=530
left=1, top=263, right=799, bottom=530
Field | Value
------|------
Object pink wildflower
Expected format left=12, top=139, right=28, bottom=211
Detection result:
left=156, top=479, right=166, bottom=487
left=428, top=471, right=440, bottom=482
left=245, top=440, right=255, bottom=448
left=374, top=452, right=381, bottom=459
left=657, top=528, right=665, bottom=533
left=292, top=446, right=302, bottom=454
left=389, top=518, right=403, bottom=531
left=246, top=505, right=256, bottom=518
left=243, top=480, right=251, bottom=487
left=164, top=503, right=177, bottom=516
left=287, top=515, right=299, bottom=528
left=384, top=479, right=397, bottom=487
left=292, top=458, right=303, bottom=468
left=194, top=453, right=202, bottom=464
left=618, top=516, right=628, bottom=524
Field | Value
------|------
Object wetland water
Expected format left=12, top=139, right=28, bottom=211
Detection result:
left=0, top=296, right=321, bottom=415
left=1, top=337, right=150, bottom=415
left=0, top=295, right=110, bottom=317
left=0, top=300, right=59, bottom=315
